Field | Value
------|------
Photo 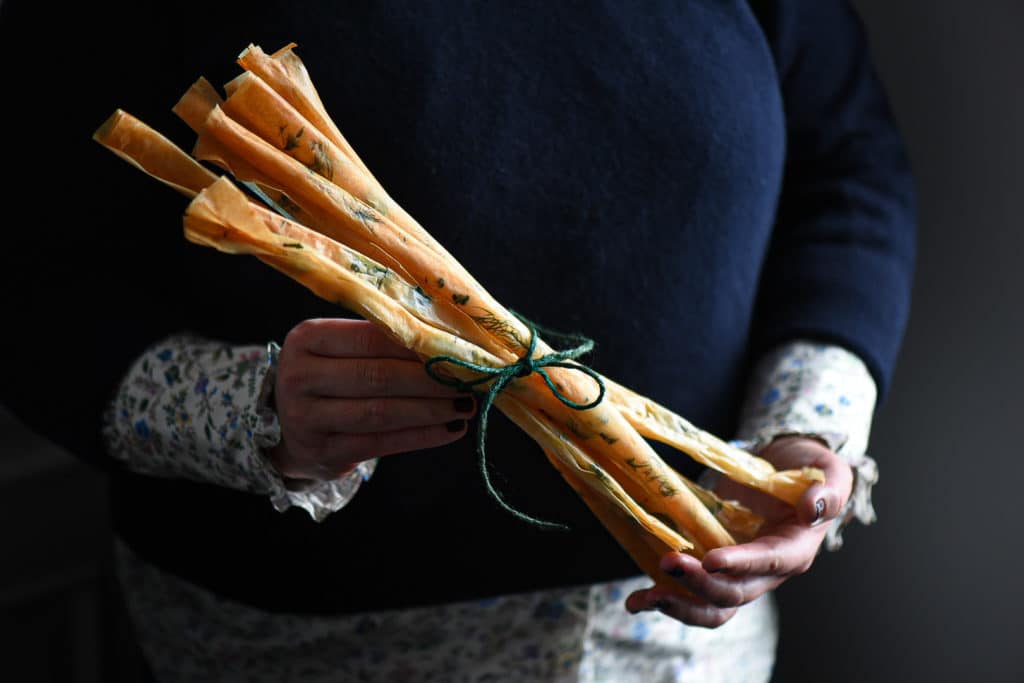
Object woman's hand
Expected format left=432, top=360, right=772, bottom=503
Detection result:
left=624, top=435, right=854, bottom=628
left=265, top=318, right=475, bottom=481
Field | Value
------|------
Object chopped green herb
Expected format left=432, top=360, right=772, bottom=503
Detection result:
left=348, top=253, right=391, bottom=289
left=282, top=126, right=305, bottom=151
left=278, top=194, right=301, bottom=214
left=282, top=242, right=303, bottom=249
left=657, top=481, right=677, bottom=497
left=437, top=277, right=445, bottom=288
left=352, top=205, right=381, bottom=227
left=566, top=417, right=593, bottom=440
left=471, top=312, right=524, bottom=347
left=452, top=293, right=471, bottom=305
left=309, top=140, right=334, bottom=180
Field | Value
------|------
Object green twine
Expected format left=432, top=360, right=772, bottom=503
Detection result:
left=424, top=312, right=606, bottom=531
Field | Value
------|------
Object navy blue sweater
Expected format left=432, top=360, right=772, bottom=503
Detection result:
left=0, top=0, right=914, bottom=613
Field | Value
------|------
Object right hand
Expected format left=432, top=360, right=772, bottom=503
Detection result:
left=266, top=318, right=476, bottom=481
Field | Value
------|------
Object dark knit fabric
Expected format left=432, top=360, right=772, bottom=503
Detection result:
left=0, top=0, right=914, bottom=613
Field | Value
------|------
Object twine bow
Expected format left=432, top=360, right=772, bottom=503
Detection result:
left=424, top=313, right=605, bottom=530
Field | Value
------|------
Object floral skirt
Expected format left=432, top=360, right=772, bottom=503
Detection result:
left=116, top=538, right=778, bottom=683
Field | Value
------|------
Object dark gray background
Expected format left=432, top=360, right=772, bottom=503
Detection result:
left=772, top=2, right=1024, bottom=681
left=2, top=1, right=1021, bottom=681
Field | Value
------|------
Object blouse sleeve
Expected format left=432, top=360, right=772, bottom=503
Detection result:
left=101, top=334, right=375, bottom=521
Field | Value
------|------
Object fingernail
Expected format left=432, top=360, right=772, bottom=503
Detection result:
left=453, top=397, right=475, bottom=414
left=446, top=420, right=466, bottom=433
left=813, top=498, right=826, bottom=522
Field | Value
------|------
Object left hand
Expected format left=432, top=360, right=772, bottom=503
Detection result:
left=624, top=435, right=854, bottom=628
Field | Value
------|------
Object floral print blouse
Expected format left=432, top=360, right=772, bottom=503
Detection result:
left=104, top=336, right=878, bottom=682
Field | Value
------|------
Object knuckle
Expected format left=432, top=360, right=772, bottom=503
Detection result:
left=351, top=323, right=377, bottom=356
left=285, top=319, right=318, bottom=348
left=360, top=398, right=389, bottom=430
left=766, top=551, right=784, bottom=575
left=683, top=608, right=719, bottom=629
left=718, top=587, right=746, bottom=608
left=707, top=608, right=736, bottom=628
left=360, top=361, right=391, bottom=392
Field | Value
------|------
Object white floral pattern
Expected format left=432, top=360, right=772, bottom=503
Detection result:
left=102, top=335, right=374, bottom=520
left=114, top=539, right=777, bottom=683
left=106, top=336, right=877, bottom=682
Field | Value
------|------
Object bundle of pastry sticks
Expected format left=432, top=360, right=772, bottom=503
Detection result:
left=94, top=42, right=823, bottom=597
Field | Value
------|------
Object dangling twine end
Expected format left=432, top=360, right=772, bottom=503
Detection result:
left=425, top=311, right=606, bottom=532
left=490, top=493, right=572, bottom=533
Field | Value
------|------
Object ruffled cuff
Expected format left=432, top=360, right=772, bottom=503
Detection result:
left=734, top=340, right=880, bottom=550
left=254, top=341, right=377, bottom=522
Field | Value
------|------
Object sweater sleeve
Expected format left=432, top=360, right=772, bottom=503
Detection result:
left=747, top=0, right=917, bottom=401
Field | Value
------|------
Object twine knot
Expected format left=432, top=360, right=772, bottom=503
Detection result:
left=424, top=312, right=605, bottom=530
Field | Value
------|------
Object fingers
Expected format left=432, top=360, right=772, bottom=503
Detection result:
left=660, top=552, right=784, bottom=605
left=625, top=549, right=792, bottom=628
left=269, top=317, right=475, bottom=480
left=323, top=420, right=470, bottom=463
left=700, top=525, right=820, bottom=577
left=759, top=436, right=853, bottom=527
left=287, top=356, right=464, bottom=399
left=285, top=318, right=420, bottom=360
left=278, top=420, right=470, bottom=480
left=301, top=396, right=476, bottom=433
left=625, top=537, right=817, bottom=628
left=625, top=587, right=739, bottom=629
